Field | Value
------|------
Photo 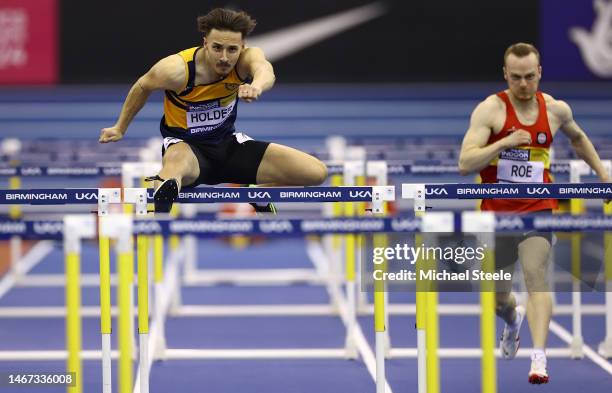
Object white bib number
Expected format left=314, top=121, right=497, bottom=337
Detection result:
left=186, top=100, right=236, bottom=133
left=497, top=159, right=544, bottom=183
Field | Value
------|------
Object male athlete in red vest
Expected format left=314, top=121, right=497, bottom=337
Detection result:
left=458, top=42, right=610, bottom=384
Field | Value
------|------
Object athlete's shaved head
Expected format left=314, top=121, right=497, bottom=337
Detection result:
left=197, top=8, right=257, bottom=39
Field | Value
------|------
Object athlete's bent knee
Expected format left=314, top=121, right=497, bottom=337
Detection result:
left=305, top=161, right=328, bottom=186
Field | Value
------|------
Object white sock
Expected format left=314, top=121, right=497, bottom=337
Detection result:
left=531, top=348, right=546, bottom=361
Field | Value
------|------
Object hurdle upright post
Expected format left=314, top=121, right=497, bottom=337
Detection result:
left=420, top=212, right=453, bottom=393
left=64, top=215, right=96, bottom=393
left=599, top=160, right=612, bottom=358
left=101, top=214, right=135, bottom=393
left=342, top=159, right=364, bottom=359
left=569, top=160, right=589, bottom=358
left=368, top=161, right=392, bottom=357
left=325, top=136, right=347, bottom=295
left=8, top=174, right=22, bottom=279
left=98, top=188, right=121, bottom=393
left=462, top=211, right=497, bottom=393
left=402, top=183, right=428, bottom=393
left=125, top=187, right=150, bottom=393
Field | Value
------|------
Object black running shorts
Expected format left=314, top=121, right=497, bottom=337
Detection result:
left=162, top=133, right=270, bottom=186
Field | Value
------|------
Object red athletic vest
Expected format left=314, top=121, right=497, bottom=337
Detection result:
left=479, top=91, right=558, bottom=212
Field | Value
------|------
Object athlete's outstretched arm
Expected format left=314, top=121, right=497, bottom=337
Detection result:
left=557, top=100, right=610, bottom=182
left=99, top=55, right=185, bottom=143
left=458, top=99, right=530, bottom=175
left=236, top=47, right=275, bottom=103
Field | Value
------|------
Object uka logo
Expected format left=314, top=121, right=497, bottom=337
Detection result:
left=75, top=192, right=98, bottom=200
left=248, top=191, right=272, bottom=199
left=349, top=190, right=372, bottom=198
left=259, top=220, right=294, bottom=233
left=33, top=221, right=63, bottom=235
left=570, top=0, right=612, bottom=77
left=526, top=187, right=551, bottom=195
left=426, top=187, right=449, bottom=196
left=390, top=218, right=420, bottom=231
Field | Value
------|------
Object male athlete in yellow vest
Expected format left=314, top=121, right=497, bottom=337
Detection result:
left=99, top=8, right=328, bottom=212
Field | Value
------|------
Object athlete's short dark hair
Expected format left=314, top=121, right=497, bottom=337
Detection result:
left=197, top=8, right=257, bottom=38
left=504, top=42, right=540, bottom=65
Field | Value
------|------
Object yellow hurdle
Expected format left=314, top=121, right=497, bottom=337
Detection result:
left=605, top=201, right=612, bottom=282
left=480, top=241, right=497, bottom=393
left=424, top=244, right=440, bottom=393
left=9, top=175, right=21, bottom=219
left=64, top=216, right=96, bottom=393
left=570, top=199, right=585, bottom=280
left=117, top=242, right=133, bottom=393
left=344, top=199, right=356, bottom=282
left=137, top=235, right=150, bottom=393
left=98, top=228, right=112, bottom=393
left=65, top=251, right=82, bottom=393
left=414, top=227, right=434, bottom=393
left=373, top=197, right=389, bottom=334
left=331, top=174, right=343, bottom=250
left=137, top=236, right=149, bottom=334
left=99, top=233, right=112, bottom=335
left=154, top=234, right=164, bottom=284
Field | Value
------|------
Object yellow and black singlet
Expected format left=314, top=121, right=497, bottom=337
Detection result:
left=160, top=47, right=246, bottom=143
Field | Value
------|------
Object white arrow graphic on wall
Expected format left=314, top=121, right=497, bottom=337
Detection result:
left=248, top=2, right=388, bottom=62
left=569, top=0, right=612, bottom=78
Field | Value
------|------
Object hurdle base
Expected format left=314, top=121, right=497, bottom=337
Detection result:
left=598, top=338, right=612, bottom=359
left=383, top=331, right=392, bottom=359
left=344, top=334, right=359, bottom=360
left=570, top=337, right=585, bottom=359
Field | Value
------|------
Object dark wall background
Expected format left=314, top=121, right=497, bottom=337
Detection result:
left=60, top=0, right=539, bottom=83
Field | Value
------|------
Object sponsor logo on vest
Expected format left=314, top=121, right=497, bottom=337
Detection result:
left=537, top=132, right=547, bottom=145
left=500, top=149, right=529, bottom=161
left=259, top=220, right=294, bottom=233
left=526, top=187, right=551, bottom=195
